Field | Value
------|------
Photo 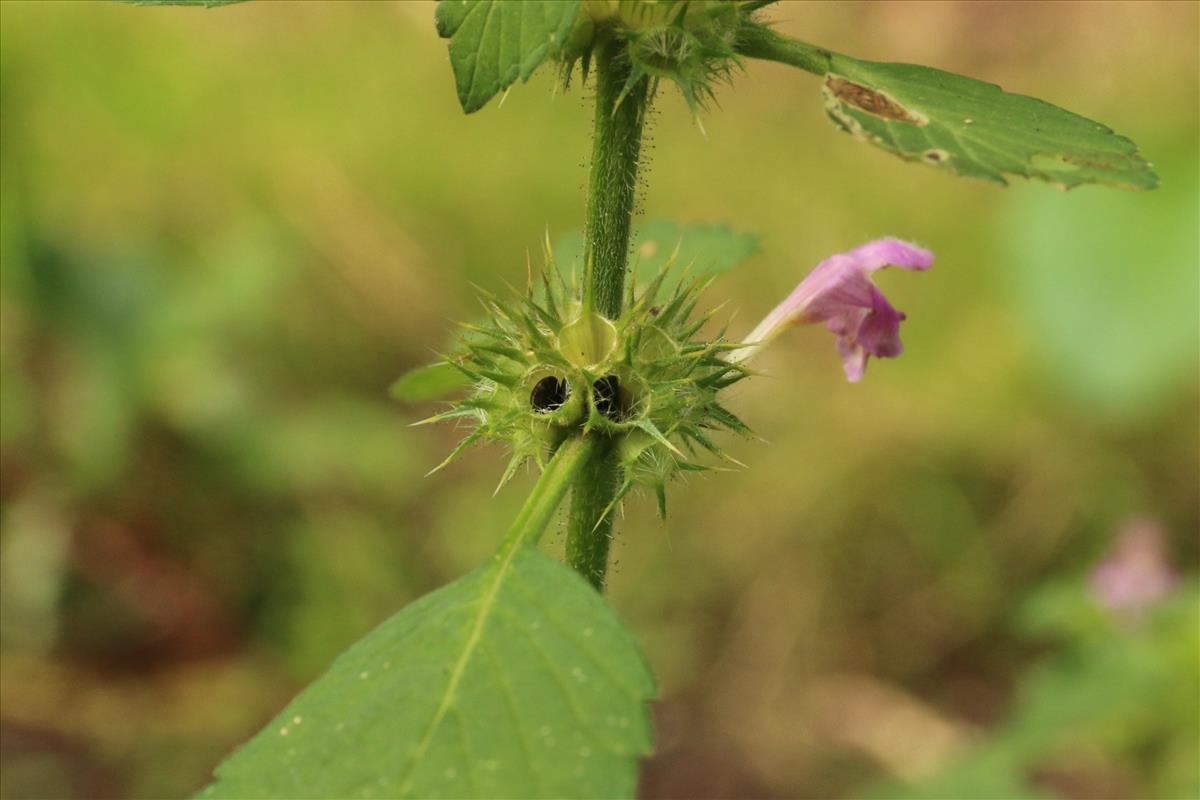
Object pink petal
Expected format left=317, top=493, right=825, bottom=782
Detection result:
left=735, top=237, right=933, bottom=382
left=847, top=238, right=934, bottom=273
left=856, top=285, right=906, bottom=358
left=836, top=336, right=867, bottom=383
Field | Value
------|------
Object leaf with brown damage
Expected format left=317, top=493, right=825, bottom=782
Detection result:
left=737, top=25, right=1158, bottom=190
left=825, top=76, right=926, bottom=125
left=819, top=55, right=1158, bottom=190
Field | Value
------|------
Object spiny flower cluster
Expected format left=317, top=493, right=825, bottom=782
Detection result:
left=562, top=1, right=768, bottom=113
left=422, top=242, right=753, bottom=518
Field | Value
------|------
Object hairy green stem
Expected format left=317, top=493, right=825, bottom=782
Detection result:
left=567, top=38, right=652, bottom=591
left=735, top=24, right=833, bottom=75
left=583, top=39, right=650, bottom=318
left=500, top=436, right=599, bottom=555
left=565, top=437, right=619, bottom=590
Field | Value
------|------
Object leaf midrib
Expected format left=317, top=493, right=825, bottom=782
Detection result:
left=464, top=0, right=498, bottom=108
left=393, top=547, right=517, bottom=794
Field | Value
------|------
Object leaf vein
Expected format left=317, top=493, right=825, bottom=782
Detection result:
left=466, top=0, right=498, bottom=108
left=495, top=607, right=612, bottom=752
left=481, top=642, right=544, bottom=795
left=394, top=554, right=521, bottom=793
left=508, top=579, right=645, bottom=700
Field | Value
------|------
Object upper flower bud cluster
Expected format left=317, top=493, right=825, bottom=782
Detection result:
left=561, top=0, right=763, bottom=113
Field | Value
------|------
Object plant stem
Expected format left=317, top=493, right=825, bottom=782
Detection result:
left=565, top=437, right=619, bottom=589
left=567, top=38, right=652, bottom=591
left=583, top=39, right=650, bottom=319
left=501, top=436, right=599, bottom=555
left=734, top=24, right=833, bottom=75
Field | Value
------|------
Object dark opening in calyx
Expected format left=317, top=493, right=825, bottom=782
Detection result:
left=530, top=375, right=570, bottom=413
left=593, top=375, right=632, bottom=422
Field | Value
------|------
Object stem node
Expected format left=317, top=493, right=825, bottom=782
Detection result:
left=567, top=39, right=653, bottom=590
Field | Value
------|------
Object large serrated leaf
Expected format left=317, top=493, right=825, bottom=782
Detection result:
left=738, top=27, right=1158, bottom=190
left=435, top=0, right=581, bottom=114
left=820, top=56, right=1158, bottom=189
left=199, top=548, right=654, bottom=799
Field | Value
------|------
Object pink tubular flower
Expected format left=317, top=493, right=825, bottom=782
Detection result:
left=734, top=238, right=934, bottom=381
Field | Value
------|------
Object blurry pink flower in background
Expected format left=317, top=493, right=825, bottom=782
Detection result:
left=733, top=238, right=933, bottom=381
left=1089, top=516, right=1178, bottom=620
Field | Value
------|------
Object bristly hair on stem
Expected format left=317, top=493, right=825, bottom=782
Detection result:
left=581, top=35, right=651, bottom=320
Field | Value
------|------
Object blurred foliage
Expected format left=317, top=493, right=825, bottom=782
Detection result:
left=874, top=572, right=1199, bottom=800
left=0, top=2, right=1196, bottom=799
left=554, top=218, right=762, bottom=296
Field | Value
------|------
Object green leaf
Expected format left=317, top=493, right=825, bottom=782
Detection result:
left=554, top=220, right=760, bottom=299
left=435, top=0, right=582, bottom=113
left=737, top=26, right=1158, bottom=190
left=200, top=549, right=654, bottom=799
left=390, top=361, right=471, bottom=403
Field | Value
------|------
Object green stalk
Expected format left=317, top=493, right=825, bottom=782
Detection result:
left=582, top=39, right=650, bottom=319
left=565, top=437, right=619, bottom=589
left=500, top=435, right=599, bottom=555
left=734, top=23, right=833, bottom=75
left=568, top=38, right=652, bottom=591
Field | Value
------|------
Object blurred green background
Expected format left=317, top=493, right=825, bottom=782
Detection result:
left=1, top=2, right=1197, bottom=798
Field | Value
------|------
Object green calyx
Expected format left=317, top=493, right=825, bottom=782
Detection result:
left=561, top=1, right=766, bottom=114
left=423, top=241, right=754, bottom=516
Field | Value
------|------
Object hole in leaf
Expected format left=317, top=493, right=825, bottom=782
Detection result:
left=530, top=376, right=569, bottom=413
